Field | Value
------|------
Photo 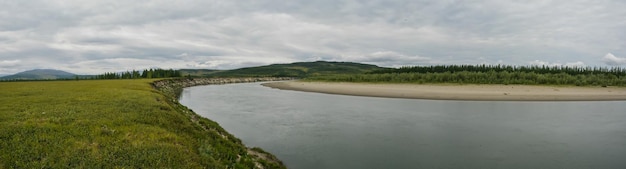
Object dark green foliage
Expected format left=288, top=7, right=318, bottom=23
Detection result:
left=94, top=68, right=182, bottom=79
left=307, top=65, right=626, bottom=86
left=371, top=64, right=626, bottom=77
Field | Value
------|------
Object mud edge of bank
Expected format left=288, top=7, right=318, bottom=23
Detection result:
left=152, top=77, right=295, bottom=169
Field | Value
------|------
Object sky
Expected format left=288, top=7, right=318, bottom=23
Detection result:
left=1, top=0, right=626, bottom=75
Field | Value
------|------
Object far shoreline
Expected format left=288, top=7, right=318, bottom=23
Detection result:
left=261, top=81, right=626, bottom=101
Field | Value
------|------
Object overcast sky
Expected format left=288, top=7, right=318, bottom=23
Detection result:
left=1, top=0, right=626, bottom=75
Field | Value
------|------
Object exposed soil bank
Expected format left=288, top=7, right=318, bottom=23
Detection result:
left=262, top=81, right=626, bottom=101
left=153, top=77, right=296, bottom=98
left=152, top=77, right=294, bottom=168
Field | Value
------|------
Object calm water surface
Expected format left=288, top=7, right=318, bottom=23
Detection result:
left=179, top=82, right=626, bottom=169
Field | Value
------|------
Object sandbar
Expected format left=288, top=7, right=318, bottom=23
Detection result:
left=261, top=81, right=626, bottom=101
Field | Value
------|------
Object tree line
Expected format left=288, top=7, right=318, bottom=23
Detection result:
left=94, top=68, right=182, bottom=79
left=306, top=65, right=626, bottom=86
left=370, top=65, right=626, bottom=77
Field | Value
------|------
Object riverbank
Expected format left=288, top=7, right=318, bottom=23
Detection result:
left=262, top=81, right=626, bottom=101
left=152, top=77, right=294, bottom=168
left=0, top=79, right=288, bottom=168
left=152, top=77, right=296, bottom=98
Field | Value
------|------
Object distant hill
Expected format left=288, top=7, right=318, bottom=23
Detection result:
left=0, top=69, right=77, bottom=80
left=0, top=61, right=386, bottom=80
left=179, top=69, right=222, bottom=77
left=194, top=61, right=387, bottom=77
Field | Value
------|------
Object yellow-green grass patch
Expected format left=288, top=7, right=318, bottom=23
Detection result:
left=0, top=79, right=276, bottom=168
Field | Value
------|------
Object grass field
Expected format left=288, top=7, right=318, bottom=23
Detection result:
left=0, top=79, right=283, bottom=168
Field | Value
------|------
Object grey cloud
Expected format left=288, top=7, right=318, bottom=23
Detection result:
left=529, top=60, right=586, bottom=67
left=602, top=53, right=626, bottom=66
left=1, top=0, right=625, bottom=74
left=337, top=51, right=432, bottom=67
left=0, top=59, right=20, bottom=67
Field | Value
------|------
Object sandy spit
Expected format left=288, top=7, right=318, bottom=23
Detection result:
left=261, top=81, right=626, bottom=101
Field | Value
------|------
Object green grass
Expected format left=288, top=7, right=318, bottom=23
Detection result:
left=0, top=79, right=284, bottom=168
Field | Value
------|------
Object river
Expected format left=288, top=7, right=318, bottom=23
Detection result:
left=179, top=82, right=626, bottom=169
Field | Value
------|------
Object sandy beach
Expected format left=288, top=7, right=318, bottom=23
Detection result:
left=262, top=81, right=626, bottom=101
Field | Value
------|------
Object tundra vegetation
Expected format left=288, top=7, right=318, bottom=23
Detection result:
left=305, top=65, right=626, bottom=86
left=0, top=79, right=284, bottom=168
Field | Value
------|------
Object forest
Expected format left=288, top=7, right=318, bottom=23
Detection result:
left=94, top=68, right=182, bottom=79
left=306, top=65, right=626, bottom=86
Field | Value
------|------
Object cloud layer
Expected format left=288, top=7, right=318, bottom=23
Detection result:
left=1, top=0, right=625, bottom=74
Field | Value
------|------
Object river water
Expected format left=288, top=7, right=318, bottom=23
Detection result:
left=179, top=82, right=626, bottom=169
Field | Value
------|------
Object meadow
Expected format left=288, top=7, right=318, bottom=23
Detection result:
left=0, top=79, right=284, bottom=168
